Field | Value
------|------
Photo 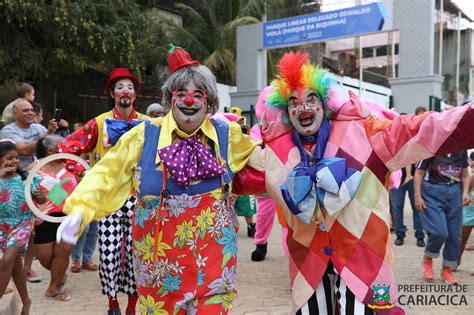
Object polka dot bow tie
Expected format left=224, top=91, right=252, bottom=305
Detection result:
left=158, top=134, right=225, bottom=187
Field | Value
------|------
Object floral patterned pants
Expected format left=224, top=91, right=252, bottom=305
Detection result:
left=132, top=192, right=238, bottom=315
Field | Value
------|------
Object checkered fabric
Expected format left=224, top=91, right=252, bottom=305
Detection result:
left=242, top=93, right=474, bottom=314
left=98, top=195, right=137, bottom=298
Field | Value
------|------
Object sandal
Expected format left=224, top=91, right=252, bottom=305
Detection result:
left=46, top=291, right=71, bottom=301
left=82, top=261, right=98, bottom=271
left=71, top=261, right=81, bottom=273
left=25, top=270, right=42, bottom=283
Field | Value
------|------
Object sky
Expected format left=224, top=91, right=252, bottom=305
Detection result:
left=453, top=0, right=474, bottom=21
left=321, top=0, right=474, bottom=27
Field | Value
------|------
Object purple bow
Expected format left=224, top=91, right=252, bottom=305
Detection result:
left=158, top=134, right=224, bottom=187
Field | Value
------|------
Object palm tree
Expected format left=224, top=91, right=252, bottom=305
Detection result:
left=157, top=0, right=260, bottom=85
left=156, top=0, right=320, bottom=85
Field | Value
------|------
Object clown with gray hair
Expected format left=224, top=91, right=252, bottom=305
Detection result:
left=161, top=63, right=220, bottom=115
left=57, top=44, right=262, bottom=313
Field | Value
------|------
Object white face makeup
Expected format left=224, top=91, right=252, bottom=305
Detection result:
left=110, top=78, right=136, bottom=108
left=171, top=80, right=208, bottom=134
left=288, top=89, right=324, bottom=136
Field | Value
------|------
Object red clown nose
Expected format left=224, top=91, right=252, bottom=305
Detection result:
left=184, top=97, right=194, bottom=106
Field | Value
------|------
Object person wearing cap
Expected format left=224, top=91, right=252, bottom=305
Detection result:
left=57, top=68, right=147, bottom=315
left=57, top=44, right=261, bottom=314
left=146, top=103, right=167, bottom=118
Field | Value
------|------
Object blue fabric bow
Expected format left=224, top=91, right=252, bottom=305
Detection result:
left=106, top=118, right=142, bottom=146
left=280, top=118, right=363, bottom=224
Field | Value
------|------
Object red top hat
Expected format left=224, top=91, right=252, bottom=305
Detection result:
left=104, top=68, right=141, bottom=93
left=167, top=43, right=200, bottom=74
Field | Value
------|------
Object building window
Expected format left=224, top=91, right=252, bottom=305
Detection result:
left=362, top=47, right=374, bottom=57
left=376, top=46, right=387, bottom=56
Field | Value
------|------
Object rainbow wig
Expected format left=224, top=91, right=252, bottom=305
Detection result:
left=267, top=51, right=334, bottom=119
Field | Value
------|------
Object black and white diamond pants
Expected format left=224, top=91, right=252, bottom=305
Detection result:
left=98, top=195, right=137, bottom=298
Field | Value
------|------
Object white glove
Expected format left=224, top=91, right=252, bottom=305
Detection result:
left=56, top=213, right=82, bottom=245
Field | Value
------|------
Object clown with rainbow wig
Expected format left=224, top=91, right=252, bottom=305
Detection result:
left=233, top=51, right=474, bottom=314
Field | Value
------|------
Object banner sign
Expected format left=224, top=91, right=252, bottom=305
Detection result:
left=263, top=2, right=386, bottom=49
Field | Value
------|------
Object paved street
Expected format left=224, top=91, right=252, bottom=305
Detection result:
left=3, top=206, right=474, bottom=315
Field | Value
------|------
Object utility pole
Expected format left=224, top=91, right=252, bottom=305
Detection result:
left=438, top=0, right=444, bottom=76
left=356, top=0, right=363, bottom=96
left=261, top=0, right=268, bottom=88
left=455, top=9, right=461, bottom=106
left=387, top=31, right=396, bottom=78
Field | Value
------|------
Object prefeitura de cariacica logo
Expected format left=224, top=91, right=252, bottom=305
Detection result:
left=368, top=281, right=395, bottom=310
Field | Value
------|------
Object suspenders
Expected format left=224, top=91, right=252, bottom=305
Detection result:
left=148, top=118, right=232, bottom=262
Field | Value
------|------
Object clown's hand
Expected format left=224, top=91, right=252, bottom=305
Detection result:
left=56, top=213, right=82, bottom=245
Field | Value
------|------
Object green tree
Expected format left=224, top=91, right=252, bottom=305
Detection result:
left=157, top=0, right=318, bottom=85
left=0, top=0, right=160, bottom=82
left=158, top=0, right=260, bottom=85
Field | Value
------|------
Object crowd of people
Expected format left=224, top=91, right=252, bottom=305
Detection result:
left=0, top=45, right=473, bottom=315
left=0, top=78, right=167, bottom=314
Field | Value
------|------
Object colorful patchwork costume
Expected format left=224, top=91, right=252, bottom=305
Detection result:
left=233, top=51, right=474, bottom=314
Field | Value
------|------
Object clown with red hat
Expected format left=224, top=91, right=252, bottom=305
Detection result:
left=57, top=67, right=147, bottom=315
left=104, top=68, right=141, bottom=94
left=58, top=45, right=263, bottom=313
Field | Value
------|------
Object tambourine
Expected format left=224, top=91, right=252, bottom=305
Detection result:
left=24, top=153, right=90, bottom=223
